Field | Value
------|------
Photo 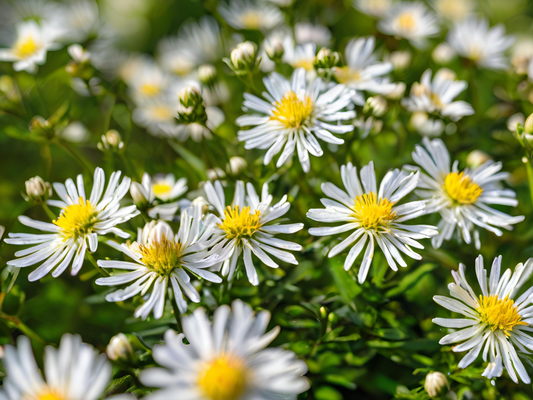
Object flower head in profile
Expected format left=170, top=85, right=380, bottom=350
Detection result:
left=0, top=334, right=111, bottom=400
left=307, top=161, right=438, bottom=283
left=5, top=167, right=138, bottom=281
left=237, top=68, right=355, bottom=173
left=218, top=0, right=284, bottom=31
left=411, top=138, right=524, bottom=249
left=378, top=2, right=440, bottom=48
left=96, top=207, right=222, bottom=319
left=0, top=20, right=60, bottom=73
left=447, top=16, right=514, bottom=70
left=434, top=255, right=533, bottom=384
left=335, top=36, right=399, bottom=105
left=139, top=300, right=310, bottom=399
left=204, top=180, right=303, bottom=286
left=402, top=69, right=474, bottom=136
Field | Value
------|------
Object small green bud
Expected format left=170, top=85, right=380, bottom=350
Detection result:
left=23, top=176, right=52, bottom=203
left=198, top=64, right=217, bottom=86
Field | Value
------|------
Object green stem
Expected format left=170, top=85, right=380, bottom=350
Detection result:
left=86, top=252, right=109, bottom=276
left=40, top=143, right=52, bottom=179
left=170, top=296, right=184, bottom=333
left=119, top=153, right=139, bottom=180
left=525, top=158, right=533, bottom=206
left=55, top=140, right=94, bottom=175
left=1, top=312, right=46, bottom=344
left=41, top=203, right=56, bottom=221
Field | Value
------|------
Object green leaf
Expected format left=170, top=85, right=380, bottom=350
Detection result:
left=385, top=264, right=437, bottom=298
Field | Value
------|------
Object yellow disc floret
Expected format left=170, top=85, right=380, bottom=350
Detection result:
left=219, top=206, right=262, bottom=241
left=443, top=171, right=483, bottom=204
left=53, top=197, right=98, bottom=240
left=139, top=83, right=161, bottom=97
left=334, top=66, right=361, bottom=84
left=397, top=12, right=416, bottom=31
left=14, top=36, right=40, bottom=58
left=139, top=237, right=184, bottom=277
left=351, top=192, right=397, bottom=230
left=34, top=387, right=64, bottom=400
left=476, top=295, right=527, bottom=337
left=198, top=355, right=247, bottom=400
left=270, top=91, right=314, bottom=129
left=152, top=182, right=172, bottom=197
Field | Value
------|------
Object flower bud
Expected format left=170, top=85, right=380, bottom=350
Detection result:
left=389, top=51, right=411, bottom=70
left=24, top=176, right=52, bottom=203
left=227, top=156, right=248, bottom=175
left=265, top=38, right=284, bottom=62
left=385, top=82, right=406, bottom=100
left=198, top=64, right=217, bottom=86
left=66, top=44, right=93, bottom=79
left=29, top=115, right=53, bottom=137
left=177, top=86, right=207, bottom=125
left=106, top=333, right=134, bottom=362
left=507, top=113, right=525, bottom=132
left=467, top=150, right=490, bottom=168
left=432, top=43, right=456, bottom=64
left=314, top=48, right=340, bottom=70
left=97, top=129, right=124, bottom=152
left=130, top=182, right=149, bottom=208
left=363, top=96, right=387, bottom=117
left=230, top=41, right=258, bottom=74
left=206, top=167, right=226, bottom=181
left=424, top=371, right=449, bottom=398
left=525, top=113, right=533, bottom=134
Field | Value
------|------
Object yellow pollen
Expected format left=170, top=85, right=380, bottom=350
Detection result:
left=270, top=91, right=314, bottom=129
left=397, top=12, right=416, bottom=31
left=53, top=197, right=98, bottom=240
left=430, top=92, right=444, bottom=109
left=292, top=59, right=315, bottom=71
left=152, top=105, right=173, bottom=120
left=476, top=295, right=527, bottom=337
left=139, top=237, right=184, bottom=277
left=140, top=83, right=161, bottom=97
left=334, top=66, right=361, bottom=84
left=443, top=171, right=483, bottom=204
left=240, top=11, right=262, bottom=29
left=152, top=182, right=172, bottom=196
left=32, top=387, right=64, bottom=400
left=14, top=36, right=40, bottom=58
left=351, top=192, right=397, bottom=230
left=198, top=355, right=247, bottom=400
left=219, top=206, right=262, bottom=241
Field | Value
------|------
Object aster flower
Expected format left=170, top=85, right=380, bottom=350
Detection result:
left=203, top=180, right=303, bottom=286
left=126, top=59, right=173, bottom=103
left=0, top=20, right=60, bottom=73
left=139, top=300, right=310, bottom=399
left=130, top=172, right=188, bottom=220
left=131, top=92, right=179, bottom=137
left=378, top=2, right=440, bottom=48
left=5, top=167, right=139, bottom=281
left=411, top=138, right=524, bottom=249
left=294, top=22, right=332, bottom=47
left=96, top=207, right=223, bottom=319
left=402, top=68, right=474, bottom=135
left=307, top=161, right=438, bottom=283
left=218, top=0, right=284, bottom=31
left=430, top=0, right=475, bottom=22
left=353, top=0, right=393, bottom=18
left=447, top=16, right=514, bottom=70
left=434, top=255, right=533, bottom=384
left=0, top=334, right=111, bottom=400
left=335, top=36, right=399, bottom=105
left=237, top=68, right=355, bottom=173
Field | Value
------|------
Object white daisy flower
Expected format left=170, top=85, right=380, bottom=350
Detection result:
left=218, top=0, right=284, bottom=31
left=378, top=2, right=440, bottom=48
left=411, top=138, right=524, bottom=249
left=130, top=172, right=188, bottom=220
left=353, top=0, right=393, bottom=18
left=447, top=16, right=514, bottom=70
left=430, top=0, right=475, bottom=22
left=139, top=299, right=310, bottom=399
left=335, top=36, right=399, bottom=105
left=52, top=0, right=105, bottom=43
left=132, top=93, right=179, bottom=137
left=157, top=16, right=225, bottom=76
left=126, top=59, right=173, bottom=102
left=203, top=180, right=303, bottom=286
left=237, top=68, right=355, bottom=173
left=96, top=207, right=223, bottom=319
left=0, top=20, right=60, bottom=73
left=434, top=255, right=533, bottom=384
left=5, top=167, right=139, bottom=281
left=307, top=161, right=438, bottom=283
left=402, top=69, right=474, bottom=135
left=294, top=22, right=332, bottom=47
left=0, top=334, right=111, bottom=400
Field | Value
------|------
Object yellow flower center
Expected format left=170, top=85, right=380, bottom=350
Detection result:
left=139, top=237, right=184, bottom=277
left=240, top=11, right=262, bottom=29
left=53, top=197, right=98, bottom=240
left=198, top=355, right=247, bottom=400
left=270, top=91, right=314, bottom=129
left=443, top=171, right=483, bottom=204
left=151, top=105, right=174, bottom=121
left=430, top=92, right=444, bottom=109
left=397, top=12, right=416, bottom=31
left=334, top=66, right=361, bottom=84
left=292, top=59, right=315, bottom=71
left=351, top=192, right=397, bottom=230
left=30, top=387, right=64, bottom=400
left=152, top=182, right=172, bottom=197
left=14, top=36, right=40, bottom=58
left=219, top=206, right=262, bottom=241
left=476, top=295, right=527, bottom=337
left=140, top=83, right=161, bottom=97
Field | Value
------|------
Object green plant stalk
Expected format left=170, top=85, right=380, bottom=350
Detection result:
left=526, top=158, right=533, bottom=207
left=86, top=252, right=110, bottom=276
left=56, top=139, right=94, bottom=176
left=41, top=203, right=57, bottom=221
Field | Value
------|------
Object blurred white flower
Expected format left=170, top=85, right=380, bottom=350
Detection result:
left=308, top=161, right=437, bottom=283
left=447, top=16, right=514, bottom=70
left=507, top=113, right=525, bottom=132
left=140, top=300, right=310, bottom=399
left=431, top=0, right=475, bottom=22
left=388, top=50, right=412, bottom=70
left=295, top=22, right=332, bottom=47
left=511, top=37, right=533, bottom=77
left=218, top=0, right=284, bottom=31
left=432, top=42, right=456, bottom=64
left=237, top=68, right=355, bottom=172
left=353, top=0, right=393, bottom=18
left=434, top=255, right=533, bottom=384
